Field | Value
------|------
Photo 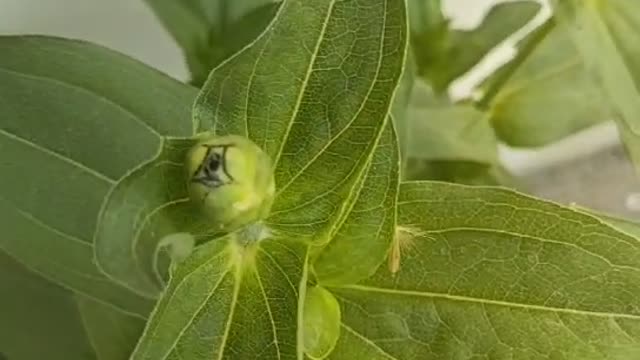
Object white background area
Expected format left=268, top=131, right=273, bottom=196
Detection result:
left=0, top=0, right=619, bottom=175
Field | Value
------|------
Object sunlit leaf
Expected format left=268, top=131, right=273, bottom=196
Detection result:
left=131, top=234, right=309, bottom=360
left=194, top=0, right=406, bottom=241
left=327, top=181, right=640, bottom=358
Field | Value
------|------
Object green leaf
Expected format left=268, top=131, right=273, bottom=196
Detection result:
left=194, top=0, right=407, bottom=242
left=0, top=36, right=197, bottom=315
left=327, top=181, right=640, bottom=358
left=96, top=0, right=406, bottom=303
left=131, top=234, right=309, bottom=360
left=93, top=138, right=204, bottom=298
left=303, top=286, right=341, bottom=359
left=406, top=105, right=497, bottom=163
left=77, top=295, right=146, bottom=360
left=312, top=121, right=399, bottom=285
left=410, top=0, right=541, bottom=92
left=401, top=102, right=514, bottom=186
left=479, top=19, right=610, bottom=147
left=0, top=252, right=95, bottom=360
left=551, top=1, right=640, bottom=170
left=144, top=0, right=281, bottom=86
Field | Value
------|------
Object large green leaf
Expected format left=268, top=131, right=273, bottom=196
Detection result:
left=131, top=234, right=309, bottom=360
left=95, top=0, right=406, bottom=296
left=0, top=252, right=95, bottom=360
left=479, top=18, right=610, bottom=147
left=77, top=295, right=147, bottom=360
left=120, top=0, right=407, bottom=357
left=144, top=0, right=281, bottom=86
left=326, top=181, right=640, bottom=358
left=410, top=0, right=541, bottom=92
left=551, top=1, right=640, bottom=169
left=194, top=0, right=406, bottom=240
left=0, top=36, right=198, bottom=314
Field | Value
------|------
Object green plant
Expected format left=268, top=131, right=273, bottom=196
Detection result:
left=2, top=0, right=640, bottom=359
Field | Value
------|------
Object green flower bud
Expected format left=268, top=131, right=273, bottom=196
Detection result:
left=185, top=134, right=275, bottom=233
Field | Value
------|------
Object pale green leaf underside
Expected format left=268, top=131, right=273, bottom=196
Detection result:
left=327, top=181, right=640, bottom=359
left=0, top=36, right=197, bottom=316
left=194, top=0, right=407, bottom=241
left=131, top=235, right=309, bottom=360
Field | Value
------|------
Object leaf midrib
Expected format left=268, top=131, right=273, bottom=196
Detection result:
left=0, top=128, right=115, bottom=185
left=335, top=284, right=640, bottom=320
left=271, top=0, right=337, bottom=169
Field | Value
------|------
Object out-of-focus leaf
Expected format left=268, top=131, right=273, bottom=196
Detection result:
left=144, top=0, right=281, bottom=86
left=77, top=295, right=146, bottom=360
left=410, top=0, right=541, bottom=92
left=552, top=0, right=640, bottom=171
left=407, top=105, right=497, bottom=163
left=402, top=103, right=513, bottom=185
left=0, top=252, right=95, bottom=360
left=328, top=181, right=640, bottom=359
left=479, top=18, right=610, bottom=147
left=0, top=35, right=196, bottom=313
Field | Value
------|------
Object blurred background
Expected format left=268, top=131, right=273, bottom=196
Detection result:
left=1, top=0, right=637, bottom=217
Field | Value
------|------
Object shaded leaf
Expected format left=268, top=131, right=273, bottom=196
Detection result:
left=327, top=181, right=640, bottom=358
left=551, top=1, right=640, bottom=170
left=410, top=0, right=541, bottom=92
left=131, top=234, right=309, bottom=360
left=0, top=252, right=95, bottom=360
left=77, top=295, right=146, bottom=360
left=144, top=0, right=281, bottom=86
left=479, top=19, right=610, bottom=147
left=0, top=35, right=197, bottom=314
